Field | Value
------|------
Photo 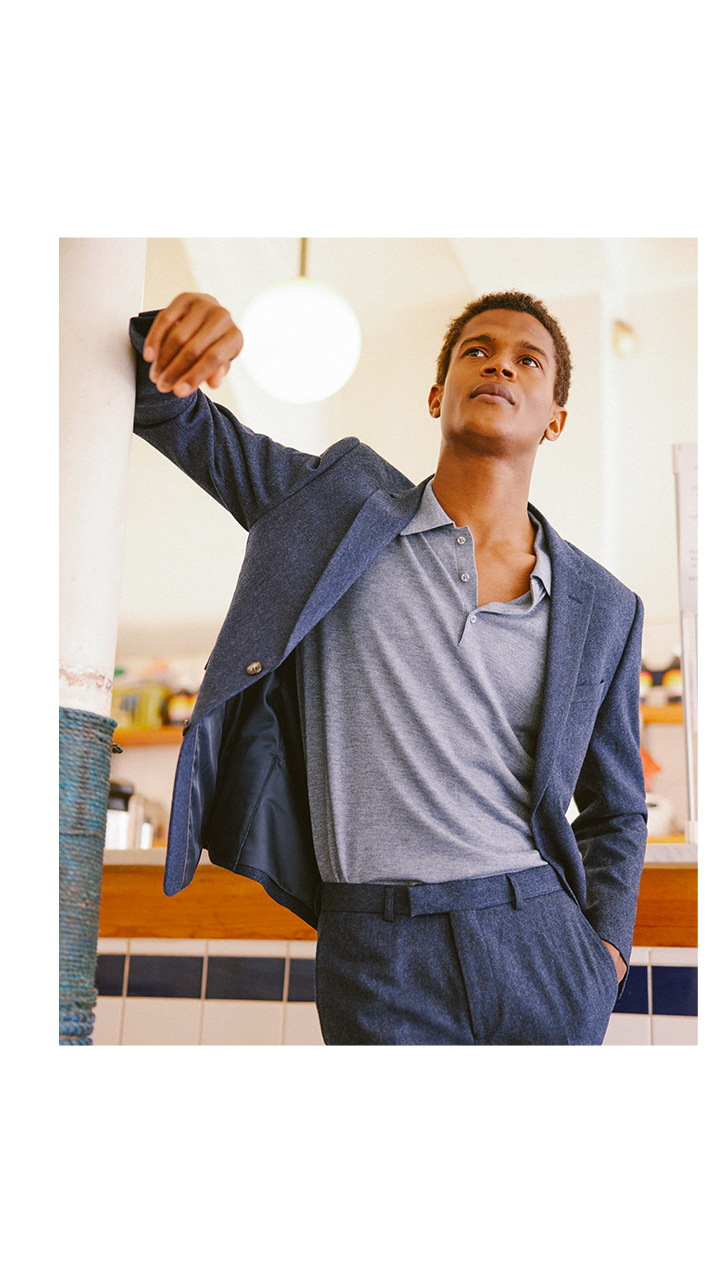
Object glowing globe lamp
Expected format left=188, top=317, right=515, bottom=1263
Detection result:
left=240, top=276, right=362, bottom=403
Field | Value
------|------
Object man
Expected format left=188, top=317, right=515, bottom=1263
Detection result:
left=129, top=286, right=647, bottom=1045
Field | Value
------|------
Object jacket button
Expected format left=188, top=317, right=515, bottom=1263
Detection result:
left=246, top=661, right=262, bottom=676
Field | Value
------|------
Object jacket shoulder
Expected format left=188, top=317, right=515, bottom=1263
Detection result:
left=564, top=539, right=639, bottom=604
left=341, top=440, right=414, bottom=491
left=531, top=504, right=640, bottom=606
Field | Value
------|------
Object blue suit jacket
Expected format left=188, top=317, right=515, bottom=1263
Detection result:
left=130, top=313, right=648, bottom=966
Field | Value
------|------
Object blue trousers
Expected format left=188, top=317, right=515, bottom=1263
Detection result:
left=314, top=865, right=620, bottom=1045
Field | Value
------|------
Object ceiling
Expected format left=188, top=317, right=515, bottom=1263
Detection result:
left=174, top=237, right=698, bottom=335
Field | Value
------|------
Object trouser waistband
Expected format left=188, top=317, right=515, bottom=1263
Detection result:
left=319, top=863, right=561, bottom=921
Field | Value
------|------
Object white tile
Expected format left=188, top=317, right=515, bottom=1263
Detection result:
left=649, top=948, right=698, bottom=967
left=201, top=1000, right=283, bottom=1045
left=602, top=1014, right=652, bottom=1046
left=103, top=848, right=167, bottom=865
left=92, top=997, right=124, bottom=1045
left=288, top=940, right=317, bottom=959
left=96, top=937, right=129, bottom=955
left=283, top=1003, right=325, bottom=1046
left=121, top=998, right=203, bottom=1045
left=129, top=937, right=207, bottom=956
left=652, top=1016, right=698, bottom=1046
left=629, top=947, right=650, bottom=966
left=207, top=939, right=289, bottom=958
left=644, top=843, right=697, bottom=864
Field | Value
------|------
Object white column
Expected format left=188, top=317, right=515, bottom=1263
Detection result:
left=59, top=238, right=147, bottom=714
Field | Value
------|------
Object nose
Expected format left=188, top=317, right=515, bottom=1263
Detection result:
left=483, top=352, right=516, bottom=380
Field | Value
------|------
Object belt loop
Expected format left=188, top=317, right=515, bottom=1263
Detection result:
left=507, top=874, right=523, bottom=910
left=384, top=887, right=395, bottom=923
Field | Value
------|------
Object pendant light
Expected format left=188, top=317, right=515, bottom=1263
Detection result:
left=239, top=239, right=362, bottom=403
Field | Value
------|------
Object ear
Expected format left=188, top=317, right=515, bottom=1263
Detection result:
left=428, top=384, right=443, bottom=418
left=543, top=407, right=567, bottom=443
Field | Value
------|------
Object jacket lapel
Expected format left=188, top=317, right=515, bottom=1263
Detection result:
left=286, top=481, right=428, bottom=653
left=530, top=509, right=596, bottom=813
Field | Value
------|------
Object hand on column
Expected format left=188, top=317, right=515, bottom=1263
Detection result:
left=143, top=293, right=244, bottom=397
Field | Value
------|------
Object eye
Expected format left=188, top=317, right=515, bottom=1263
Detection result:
left=520, top=355, right=541, bottom=367
left=465, top=346, right=487, bottom=357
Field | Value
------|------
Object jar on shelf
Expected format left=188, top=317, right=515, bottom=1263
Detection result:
left=661, top=661, right=683, bottom=703
left=166, top=690, right=198, bottom=725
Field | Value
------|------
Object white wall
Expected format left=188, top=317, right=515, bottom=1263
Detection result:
left=116, top=238, right=696, bottom=672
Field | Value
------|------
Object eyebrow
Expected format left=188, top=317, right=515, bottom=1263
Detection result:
left=458, top=333, right=550, bottom=361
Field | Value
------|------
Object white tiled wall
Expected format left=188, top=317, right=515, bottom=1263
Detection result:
left=602, top=946, right=698, bottom=1046
left=94, top=937, right=324, bottom=1046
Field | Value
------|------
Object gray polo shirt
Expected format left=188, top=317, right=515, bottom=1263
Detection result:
left=296, top=479, right=551, bottom=884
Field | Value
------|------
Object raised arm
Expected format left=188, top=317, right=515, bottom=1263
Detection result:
left=130, top=294, right=336, bottom=531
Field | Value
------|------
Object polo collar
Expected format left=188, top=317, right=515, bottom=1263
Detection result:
left=400, top=477, right=552, bottom=598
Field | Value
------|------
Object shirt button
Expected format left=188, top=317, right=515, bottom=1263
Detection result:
left=469, top=615, right=477, bottom=624
left=246, top=661, right=262, bottom=676
left=460, top=573, right=470, bottom=582
left=456, top=535, right=466, bottom=544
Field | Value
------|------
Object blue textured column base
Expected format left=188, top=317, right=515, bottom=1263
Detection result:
left=59, top=1004, right=96, bottom=1046
left=59, top=706, right=116, bottom=1047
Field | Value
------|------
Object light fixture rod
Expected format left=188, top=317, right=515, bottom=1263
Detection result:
left=299, top=238, right=307, bottom=278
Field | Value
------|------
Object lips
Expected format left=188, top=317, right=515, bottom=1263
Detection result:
left=471, top=382, right=515, bottom=404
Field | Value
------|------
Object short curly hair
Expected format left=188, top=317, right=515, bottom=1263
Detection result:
left=435, top=290, right=572, bottom=407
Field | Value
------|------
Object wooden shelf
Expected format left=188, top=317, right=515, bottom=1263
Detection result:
left=113, top=725, right=184, bottom=747
left=641, top=704, right=683, bottom=724
left=115, top=710, right=682, bottom=744
left=114, top=707, right=681, bottom=743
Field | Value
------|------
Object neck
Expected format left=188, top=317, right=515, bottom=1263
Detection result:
left=431, top=442, right=535, bottom=551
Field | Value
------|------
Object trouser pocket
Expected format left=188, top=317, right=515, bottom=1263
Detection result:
left=451, top=890, right=619, bottom=1045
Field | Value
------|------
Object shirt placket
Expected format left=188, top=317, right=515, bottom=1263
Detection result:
left=451, top=527, right=480, bottom=643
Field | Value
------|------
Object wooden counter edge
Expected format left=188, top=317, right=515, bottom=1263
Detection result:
left=99, top=863, right=695, bottom=947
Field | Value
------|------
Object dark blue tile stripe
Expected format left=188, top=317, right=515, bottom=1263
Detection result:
left=98, top=956, right=698, bottom=1016
left=95, top=954, right=126, bottom=997
left=127, top=955, right=203, bottom=999
left=613, top=965, right=648, bottom=1014
left=652, top=967, right=698, bottom=1017
left=206, top=957, right=285, bottom=1001
left=288, top=958, right=316, bottom=1002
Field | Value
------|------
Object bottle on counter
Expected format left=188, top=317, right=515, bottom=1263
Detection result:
left=105, top=780, right=135, bottom=849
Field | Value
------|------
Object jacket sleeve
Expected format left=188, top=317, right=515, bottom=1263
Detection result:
left=571, top=593, right=648, bottom=967
left=129, top=310, right=325, bottom=531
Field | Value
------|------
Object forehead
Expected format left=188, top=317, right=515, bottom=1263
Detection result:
left=455, top=309, right=556, bottom=363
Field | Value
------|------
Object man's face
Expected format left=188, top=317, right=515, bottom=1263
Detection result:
left=429, top=309, right=567, bottom=455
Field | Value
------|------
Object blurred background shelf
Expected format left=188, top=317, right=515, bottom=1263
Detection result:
left=113, top=726, right=184, bottom=746
left=641, top=704, right=683, bottom=723
left=112, top=706, right=681, bottom=747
